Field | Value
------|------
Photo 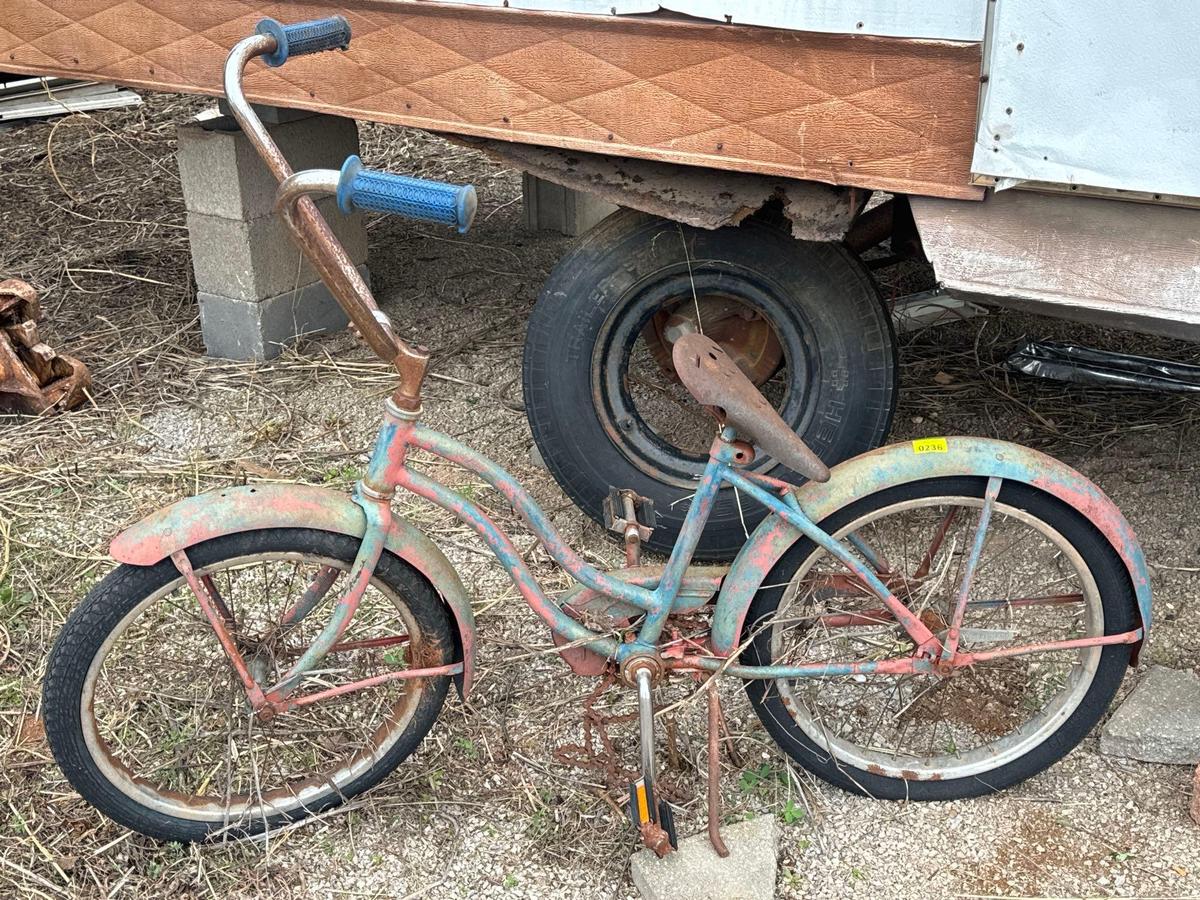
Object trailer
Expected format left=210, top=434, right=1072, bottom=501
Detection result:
left=4, top=1, right=1198, bottom=555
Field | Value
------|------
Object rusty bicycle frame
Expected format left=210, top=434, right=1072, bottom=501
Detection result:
left=118, top=19, right=1151, bottom=855
left=198, top=409, right=1145, bottom=717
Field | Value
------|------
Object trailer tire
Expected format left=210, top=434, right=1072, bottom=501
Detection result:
left=523, top=210, right=896, bottom=560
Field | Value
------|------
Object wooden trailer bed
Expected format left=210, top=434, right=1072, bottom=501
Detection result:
left=2, top=0, right=983, bottom=200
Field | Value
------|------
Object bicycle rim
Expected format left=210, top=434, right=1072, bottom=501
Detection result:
left=765, top=494, right=1104, bottom=782
left=80, top=551, right=430, bottom=825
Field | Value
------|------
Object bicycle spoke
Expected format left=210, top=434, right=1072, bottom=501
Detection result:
left=913, top=506, right=959, bottom=579
left=945, top=477, right=1001, bottom=657
left=280, top=564, right=341, bottom=632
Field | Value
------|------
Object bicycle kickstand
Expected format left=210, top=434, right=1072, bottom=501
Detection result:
left=628, top=668, right=677, bottom=856
left=706, top=681, right=730, bottom=858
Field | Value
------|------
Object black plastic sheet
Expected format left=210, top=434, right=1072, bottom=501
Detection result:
left=1005, top=340, right=1200, bottom=393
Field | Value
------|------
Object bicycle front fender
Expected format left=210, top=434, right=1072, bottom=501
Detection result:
left=711, top=436, right=1152, bottom=661
left=110, top=484, right=477, bottom=697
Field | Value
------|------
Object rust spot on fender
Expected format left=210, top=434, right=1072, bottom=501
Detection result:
left=411, top=636, right=448, bottom=670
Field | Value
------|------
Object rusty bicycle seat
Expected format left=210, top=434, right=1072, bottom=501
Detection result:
left=672, top=332, right=831, bottom=483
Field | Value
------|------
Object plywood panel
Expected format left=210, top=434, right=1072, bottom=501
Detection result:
left=1, top=0, right=984, bottom=199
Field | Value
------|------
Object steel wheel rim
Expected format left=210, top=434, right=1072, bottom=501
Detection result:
left=768, top=496, right=1104, bottom=782
left=592, top=264, right=817, bottom=489
left=80, top=552, right=428, bottom=823
left=641, top=291, right=784, bottom=386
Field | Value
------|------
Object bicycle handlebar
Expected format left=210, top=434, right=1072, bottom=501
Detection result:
left=255, top=16, right=351, bottom=67
left=336, top=156, right=477, bottom=233
left=223, top=19, right=477, bottom=410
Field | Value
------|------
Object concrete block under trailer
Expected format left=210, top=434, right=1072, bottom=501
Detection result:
left=4, top=0, right=1197, bottom=555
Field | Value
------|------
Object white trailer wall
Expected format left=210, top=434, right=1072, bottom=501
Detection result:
left=972, top=1, right=1200, bottom=199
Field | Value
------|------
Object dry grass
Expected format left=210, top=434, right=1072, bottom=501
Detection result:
left=0, top=93, right=751, bottom=899
left=1, top=92, right=1198, bottom=899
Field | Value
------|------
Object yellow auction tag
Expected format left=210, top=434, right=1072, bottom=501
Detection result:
left=912, top=437, right=948, bottom=454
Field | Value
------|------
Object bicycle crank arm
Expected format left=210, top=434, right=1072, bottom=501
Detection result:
left=628, top=667, right=677, bottom=856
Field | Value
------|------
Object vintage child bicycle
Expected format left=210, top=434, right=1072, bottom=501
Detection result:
left=43, top=16, right=1151, bottom=856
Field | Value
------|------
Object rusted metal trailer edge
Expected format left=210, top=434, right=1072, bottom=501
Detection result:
left=911, top=191, right=1200, bottom=341
left=461, top=137, right=866, bottom=240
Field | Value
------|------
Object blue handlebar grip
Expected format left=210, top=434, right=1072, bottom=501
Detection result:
left=256, top=16, right=351, bottom=67
left=336, top=156, right=478, bottom=234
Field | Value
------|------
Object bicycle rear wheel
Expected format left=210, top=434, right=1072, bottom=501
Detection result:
left=44, top=528, right=454, bottom=841
left=742, top=476, right=1136, bottom=799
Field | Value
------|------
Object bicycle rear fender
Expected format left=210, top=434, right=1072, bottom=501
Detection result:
left=109, top=484, right=477, bottom=697
left=712, top=436, right=1152, bottom=662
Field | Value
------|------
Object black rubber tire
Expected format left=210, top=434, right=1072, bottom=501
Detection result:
left=742, top=476, right=1137, bottom=800
left=523, top=209, right=897, bottom=560
left=43, top=528, right=454, bottom=842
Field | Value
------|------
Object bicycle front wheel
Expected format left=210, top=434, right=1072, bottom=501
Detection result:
left=44, top=528, right=454, bottom=841
left=742, top=476, right=1136, bottom=799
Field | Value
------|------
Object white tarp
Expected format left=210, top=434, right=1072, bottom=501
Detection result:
left=437, top=1, right=986, bottom=42
left=972, top=1, right=1200, bottom=199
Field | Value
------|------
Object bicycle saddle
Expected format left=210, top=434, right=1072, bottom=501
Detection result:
left=672, top=332, right=831, bottom=483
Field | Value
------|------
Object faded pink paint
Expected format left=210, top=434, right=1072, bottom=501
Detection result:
left=712, top=437, right=1152, bottom=660
left=665, top=654, right=927, bottom=677
left=948, top=628, right=1142, bottom=667
left=172, top=550, right=268, bottom=711
left=110, top=483, right=478, bottom=696
left=285, top=662, right=465, bottom=710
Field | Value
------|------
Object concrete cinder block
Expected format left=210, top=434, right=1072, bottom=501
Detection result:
left=522, top=172, right=617, bottom=236
left=1100, top=666, right=1200, bottom=764
left=197, top=265, right=364, bottom=361
left=216, top=99, right=315, bottom=126
left=1191, top=764, right=1200, bottom=826
left=186, top=195, right=367, bottom=302
left=630, top=816, right=779, bottom=900
left=179, top=108, right=368, bottom=359
left=177, top=111, right=360, bottom=221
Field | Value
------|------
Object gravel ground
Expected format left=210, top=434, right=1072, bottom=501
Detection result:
left=1, top=93, right=1199, bottom=899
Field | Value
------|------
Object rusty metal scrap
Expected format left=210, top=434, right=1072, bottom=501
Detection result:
left=460, top=137, right=861, bottom=241
left=0, top=279, right=90, bottom=415
left=639, top=820, right=674, bottom=859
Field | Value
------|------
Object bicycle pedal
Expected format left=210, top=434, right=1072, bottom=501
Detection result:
left=603, top=488, right=656, bottom=538
left=657, top=798, right=678, bottom=850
